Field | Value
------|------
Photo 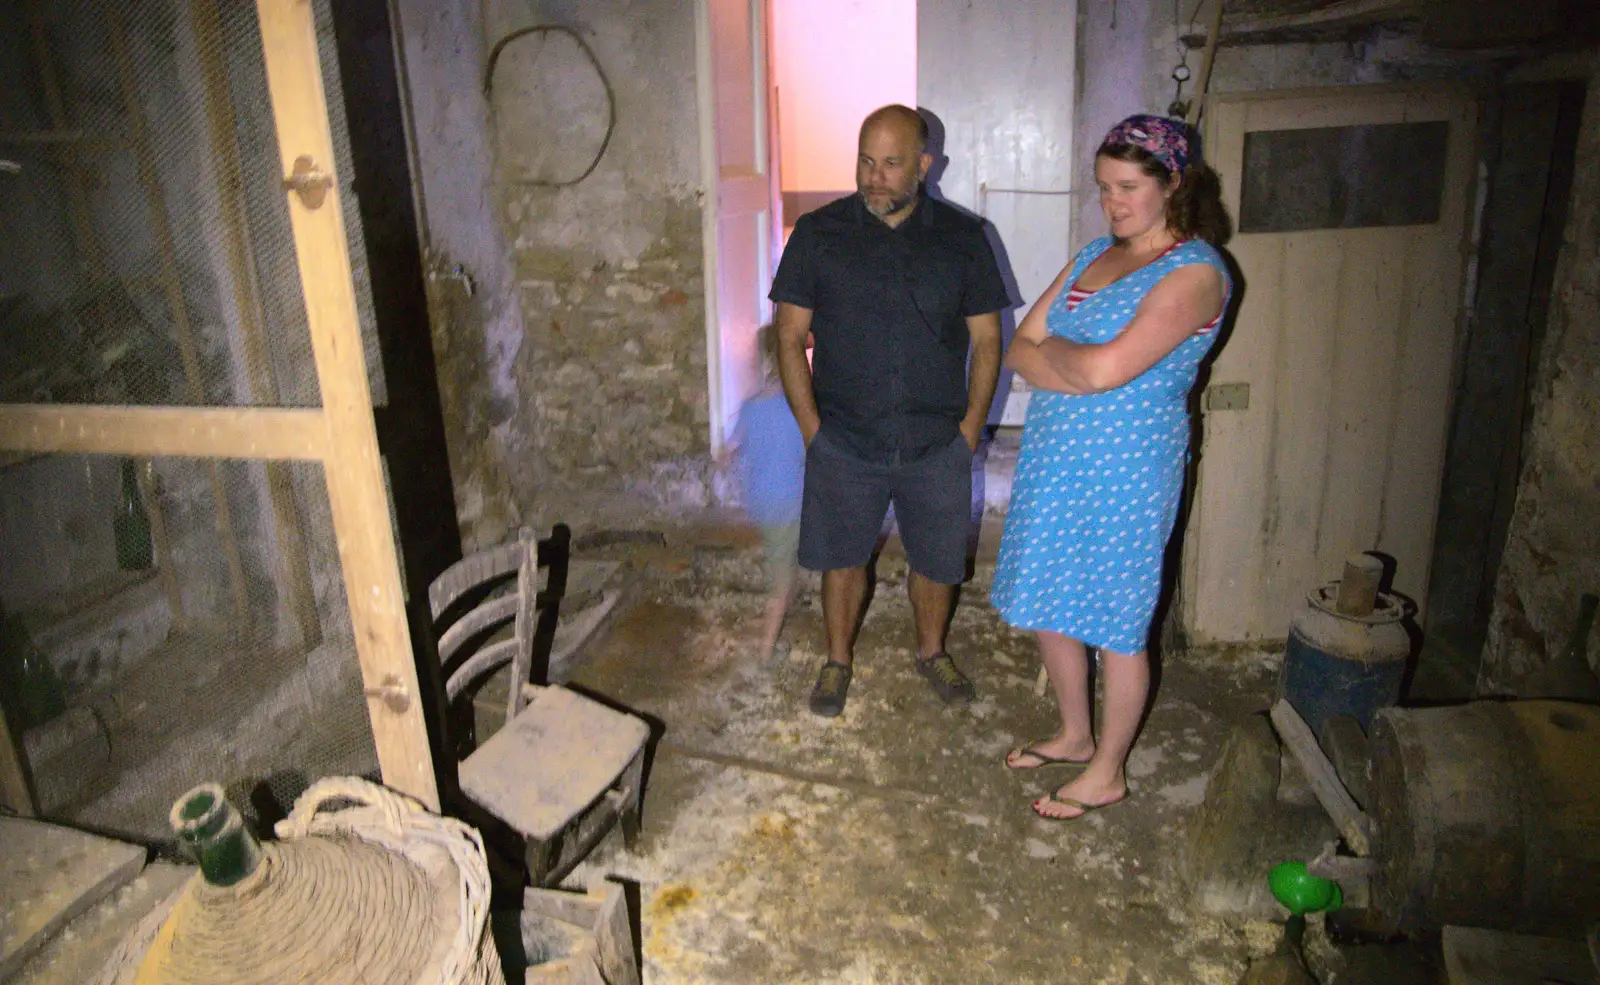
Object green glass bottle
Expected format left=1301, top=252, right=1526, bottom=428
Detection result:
left=0, top=608, right=65, bottom=731
left=113, top=458, right=153, bottom=571
left=171, top=783, right=262, bottom=887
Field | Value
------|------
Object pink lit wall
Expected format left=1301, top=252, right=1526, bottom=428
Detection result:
left=772, top=0, right=917, bottom=195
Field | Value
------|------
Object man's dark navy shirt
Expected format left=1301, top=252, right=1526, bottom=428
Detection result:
left=768, top=190, right=1011, bottom=463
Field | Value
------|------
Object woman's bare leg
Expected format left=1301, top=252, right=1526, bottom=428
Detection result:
left=1005, top=630, right=1097, bottom=767
left=760, top=562, right=799, bottom=659
left=1034, top=646, right=1147, bottom=819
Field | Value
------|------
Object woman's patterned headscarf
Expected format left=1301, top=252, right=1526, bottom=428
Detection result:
left=1099, top=114, right=1191, bottom=175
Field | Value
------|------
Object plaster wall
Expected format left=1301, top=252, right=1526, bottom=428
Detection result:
left=917, top=0, right=1077, bottom=433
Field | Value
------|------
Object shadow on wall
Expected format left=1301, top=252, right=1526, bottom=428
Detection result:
left=1156, top=247, right=1246, bottom=659
left=919, top=106, right=1025, bottom=431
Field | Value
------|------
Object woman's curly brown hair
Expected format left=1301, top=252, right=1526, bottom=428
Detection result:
left=1097, top=142, right=1232, bottom=246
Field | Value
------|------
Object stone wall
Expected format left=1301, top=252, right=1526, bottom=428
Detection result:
left=395, top=0, right=710, bottom=547
left=482, top=0, right=710, bottom=533
left=1482, top=70, right=1600, bottom=691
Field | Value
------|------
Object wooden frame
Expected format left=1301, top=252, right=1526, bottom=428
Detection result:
left=1179, top=82, right=1481, bottom=646
left=0, top=0, right=441, bottom=811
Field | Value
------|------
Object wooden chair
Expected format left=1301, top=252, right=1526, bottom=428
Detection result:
left=429, top=526, right=649, bottom=887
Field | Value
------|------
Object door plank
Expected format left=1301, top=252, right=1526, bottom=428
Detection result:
left=1186, top=85, right=1477, bottom=643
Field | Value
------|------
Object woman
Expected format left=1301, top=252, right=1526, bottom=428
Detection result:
left=990, top=114, right=1232, bottom=820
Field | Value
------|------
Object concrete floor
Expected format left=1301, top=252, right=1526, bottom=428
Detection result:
left=561, top=530, right=1287, bottom=985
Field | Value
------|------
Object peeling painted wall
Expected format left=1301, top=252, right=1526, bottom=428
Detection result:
left=396, top=0, right=711, bottom=542
left=486, top=0, right=711, bottom=526
left=393, top=0, right=526, bottom=545
left=1482, top=70, right=1600, bottom=692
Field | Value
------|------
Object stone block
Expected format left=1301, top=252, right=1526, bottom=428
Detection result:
left=1186, top=715, right=1338, bottom=920
left=10, top=861, right=193, bottom=985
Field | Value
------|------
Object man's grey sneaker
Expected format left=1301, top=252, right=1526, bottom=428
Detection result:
left=916, top=652, right=976, bottom=705
left=809, top=662, right=852, bottom=717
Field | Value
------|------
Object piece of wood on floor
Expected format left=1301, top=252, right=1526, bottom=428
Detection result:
left=1442, top=925, right=1596, bottom=985
left=521, top=881, right=640, bottom=985
left=0, top=817, right=146, bottom=980
left=1270, top=698, right=1373, bottom=855
left=10, top=860, right=193, bottom=985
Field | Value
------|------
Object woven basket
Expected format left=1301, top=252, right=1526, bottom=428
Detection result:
left=96, top=777, right=505, bottom=985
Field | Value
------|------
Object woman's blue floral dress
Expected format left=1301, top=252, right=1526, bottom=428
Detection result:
left=991, top=237, right=1231, bottom=653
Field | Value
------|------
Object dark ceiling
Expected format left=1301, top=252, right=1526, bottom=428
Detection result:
left=1182, top=0, right=1600, bottom=52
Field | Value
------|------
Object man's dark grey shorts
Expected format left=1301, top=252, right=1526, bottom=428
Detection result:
left=798, top=431, right=973, bottom=585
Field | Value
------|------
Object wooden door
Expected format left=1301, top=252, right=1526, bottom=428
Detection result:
left=698, top=0, right=780, bottom=452
left=1181, top=85, right=1478, bottom=644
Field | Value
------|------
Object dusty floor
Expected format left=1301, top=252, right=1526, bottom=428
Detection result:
left=561, top=531, right=1286, bottom=985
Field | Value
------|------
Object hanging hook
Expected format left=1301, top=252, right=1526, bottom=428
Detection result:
left=1168, top=62, right=1193, bottom=119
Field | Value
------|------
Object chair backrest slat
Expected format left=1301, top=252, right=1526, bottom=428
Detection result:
left=436, top=593, right=518, bottom=664
left=507, top=535, right=541, bottom=721
left=444, top=637, right=518, bottom=701
left=428, top=540, right=527, bottom=619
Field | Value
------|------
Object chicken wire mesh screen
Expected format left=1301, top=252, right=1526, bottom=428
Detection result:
left=0, top=0, right=404, bottom=838
left=0, top=0, right=386, bottom=408
left=0, top=452, right=380, bottom=842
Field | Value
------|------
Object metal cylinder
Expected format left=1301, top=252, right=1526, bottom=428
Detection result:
left=1279, top=581, right=1411, bottom=737
left=1369, top=701, right=1600, bottom=936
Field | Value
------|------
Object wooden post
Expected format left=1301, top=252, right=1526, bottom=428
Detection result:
left=0, top=703, right=35, bottom=818
left=190, top=0, right=322, bottom=648
left=254, top=0, right=439, bottom=809
left=25, top=3, right=105, bottom=278
left=105, top=6, right=252, bottom=625
left=1335, top=553, right=1385, bottom=616
left=1270, top=698, right=1373, bottom=855
left=1187, top=0, right=1228, bottom=127
left=135, top=458, right=186, bottom=629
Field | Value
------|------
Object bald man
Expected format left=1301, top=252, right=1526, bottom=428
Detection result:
left=768, top=104, right=1010, bottom=717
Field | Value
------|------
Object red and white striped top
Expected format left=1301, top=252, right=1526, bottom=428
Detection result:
left=1064, top=282, right=1221, bottom=334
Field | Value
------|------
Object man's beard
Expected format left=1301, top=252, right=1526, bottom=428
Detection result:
left=862, top=186, right=917, bottom=217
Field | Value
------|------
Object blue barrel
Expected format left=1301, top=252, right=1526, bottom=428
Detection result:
left=1279, top=583, right=1411, bottom=737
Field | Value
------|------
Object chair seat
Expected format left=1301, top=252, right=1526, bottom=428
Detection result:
left=459, top=685, right=649, bottom=841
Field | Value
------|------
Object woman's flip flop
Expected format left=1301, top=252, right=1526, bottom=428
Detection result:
left=1005, top=741, right=1091, bottom=771
left=1031, top=792, right=1125, bottom=822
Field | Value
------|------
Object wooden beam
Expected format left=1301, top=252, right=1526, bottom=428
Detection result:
left=25, top=1, right=105, bottom=277
left=1271, top=699, right=1373, bottom=855
left=20, top=6, right=188, bottom=628
left=1187, top=0, right=1227, bottom=127
left=1182, top=0, right=1432, bottom=47
left=0, top=703, right=35, bottom=817
left=0, top=130, right=128, bottom=150
left=1506, top=48, right=1600, bottom=84
left=0, top=405, right=329, bottom=461
left=255, top=0, right=439, bottom=810
left=106, top=6, right=250, bottom=622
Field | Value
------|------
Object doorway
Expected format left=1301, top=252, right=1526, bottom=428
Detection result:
left=696, top=0, right=917, bottom=453
left=772, top=0, right=917, bottom=234
left=1181, top=84, right=1480, bottom=646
